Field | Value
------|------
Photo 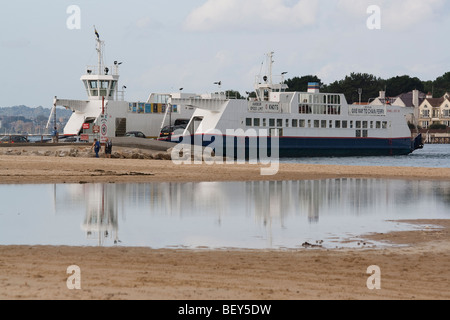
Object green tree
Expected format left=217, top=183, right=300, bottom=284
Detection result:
left=322, top=73, right=385, bottom=104
left=422, top=80, right=434, bottom=96
left=433, top=72, right=450, bottom=98
left=385, top=75, right=424, bottom=97
left=225, top=90, right=243, bottom=99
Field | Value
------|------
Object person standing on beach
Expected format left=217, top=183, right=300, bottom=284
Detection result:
left=92, top=139, right=101, bottom=158
left=105, top=138, right=112, bottom=158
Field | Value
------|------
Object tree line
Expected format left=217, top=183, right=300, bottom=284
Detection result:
left=283, top=72, right=450, bottom=104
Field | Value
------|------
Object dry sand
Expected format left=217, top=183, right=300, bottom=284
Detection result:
left=0, top=149, right=449, bottom=300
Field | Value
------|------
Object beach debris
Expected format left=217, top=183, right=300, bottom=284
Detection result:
left=0, top=146, right=174, bottom=161
left=302, top=241, right=323, bottom=248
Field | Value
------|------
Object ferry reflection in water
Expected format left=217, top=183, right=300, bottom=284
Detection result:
left=46, top=179, right=450, bottom=249
left=82, top=184, right=119, bottom=246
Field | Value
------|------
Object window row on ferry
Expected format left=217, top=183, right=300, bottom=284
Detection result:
left=298, top=104, right=341, bottom=115
left=246, top=118, right=389, bottom=130
left=128, top=103, right=178, bottom=114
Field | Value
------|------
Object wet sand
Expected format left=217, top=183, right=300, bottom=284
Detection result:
left=1, top=152, right=450, bottom=184
left=0, top=151, right=449, bottom=300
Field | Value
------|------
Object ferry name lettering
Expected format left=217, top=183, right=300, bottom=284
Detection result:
left=268, top=104, right=279, bottom=110
left=351, top=107, right=384, bottom=115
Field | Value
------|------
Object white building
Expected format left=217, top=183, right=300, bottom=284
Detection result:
left=370, top=90, right=426, bottom=124
left=418, top=93, right=450, bottom=128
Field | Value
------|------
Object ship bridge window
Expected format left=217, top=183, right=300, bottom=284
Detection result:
left=83, top=80, right=89, bottom=95
left=89, top=80, right=98, bottom=96
left=292, top=119, right=298, bottom=127
left=109, top=81, right=117, bottom=97
left=342, top=121, right=348, bottom=129
left=254, top=118, right=260, bottom=127
left=269, top=119, right=275, bottom=127
left=100, top=81, right=109, bottom=97
left=299, top=119, right=305, bottom=128
left=246, top=118, right=252, bottom=126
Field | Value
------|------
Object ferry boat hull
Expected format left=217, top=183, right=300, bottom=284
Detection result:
left=178, top=134, right=416, bottom=158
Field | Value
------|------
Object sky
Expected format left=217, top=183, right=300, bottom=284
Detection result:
left=1, top=0, right=450, bottom=108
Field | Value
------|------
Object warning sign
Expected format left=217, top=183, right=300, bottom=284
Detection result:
left=100, top=124, right=108, bottom=143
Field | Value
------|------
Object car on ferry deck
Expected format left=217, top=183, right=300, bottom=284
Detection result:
left=158, top=125, right=187, bottom=141
left=0, top=136, right=29, bottom=144
left=125, top=131, right=146, bottom=138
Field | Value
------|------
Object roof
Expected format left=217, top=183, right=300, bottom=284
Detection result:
left=395, top=91, right=426, bottom=108
left=424, top=97, right=446, bottom=108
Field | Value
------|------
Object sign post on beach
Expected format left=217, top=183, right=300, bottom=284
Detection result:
left=100, top=115, right=108, bottom=144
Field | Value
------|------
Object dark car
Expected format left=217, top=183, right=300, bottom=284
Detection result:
left=125, top=131, right=146, bottom=138
left=158, top=125, right=186, bottom=141
left=174, top=119, right=190, bottom=126
left=0, top=135, right=28, bottom=144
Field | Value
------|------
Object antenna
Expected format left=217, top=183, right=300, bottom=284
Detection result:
left=94, top=26, right=105, bottom=75
left=268, top=51, right=274, bottom=84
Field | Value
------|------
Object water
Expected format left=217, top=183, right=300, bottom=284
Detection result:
left=0, top=179, right=449, bottom=249
left=282, top=144, right=450, bottom=168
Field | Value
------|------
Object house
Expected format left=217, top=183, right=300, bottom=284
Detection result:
left=418, top=93, right=450, bottom=128
left=370, top=90, right=426, bottom=108
left=370, top=90, right=426, bottom=123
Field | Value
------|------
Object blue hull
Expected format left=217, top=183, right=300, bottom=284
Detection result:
left=174, top=135, right=415, bottom=158
left=276, top=137, right=413, bottom=157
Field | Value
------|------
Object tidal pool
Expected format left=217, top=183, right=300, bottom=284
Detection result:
left=0, top=179, right=449, bottom=249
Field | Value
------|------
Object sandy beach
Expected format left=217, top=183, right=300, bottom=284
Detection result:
left=0, top=147, right=449, bottom=300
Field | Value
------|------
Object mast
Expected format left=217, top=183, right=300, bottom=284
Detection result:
left=94, top=26, right=105, bottom=75
left=254, top=52, right=287, bottom=101
left=268, top=51, right=274, bottom=85
left=79, top=28, right=120, bottom=101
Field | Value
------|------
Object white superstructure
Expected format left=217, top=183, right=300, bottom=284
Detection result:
left=50, top=30, right=195, bottom=140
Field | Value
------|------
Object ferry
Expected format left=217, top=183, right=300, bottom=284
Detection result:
left=170, top=52, right=423, bottom=157
left=49, top=30, right=196, bottom=141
